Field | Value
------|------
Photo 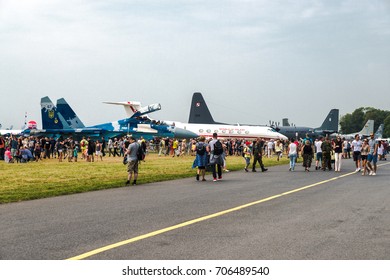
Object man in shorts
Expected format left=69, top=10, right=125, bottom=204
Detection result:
left=367, top=133, right=378, bottom=175
left=314, top=137, right=323, bottom=170
left=125, top=136, right=139, bottom=186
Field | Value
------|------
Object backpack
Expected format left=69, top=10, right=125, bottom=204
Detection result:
left=137, top=143, right=145, bottom=161
left=213, top=140, right=223, bottom=155
left=196, top=143, right=206, bottom=156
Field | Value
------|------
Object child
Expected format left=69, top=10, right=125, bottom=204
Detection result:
left=73, top=145, right=78, bottom=162
left=243, top=143, right=251, bottom=172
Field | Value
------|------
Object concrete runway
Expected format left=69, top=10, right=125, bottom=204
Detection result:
left=1, top=158, right=389, bottom=260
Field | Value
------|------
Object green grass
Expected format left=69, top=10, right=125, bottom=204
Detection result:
left=0, top=153, right=290, bottom=204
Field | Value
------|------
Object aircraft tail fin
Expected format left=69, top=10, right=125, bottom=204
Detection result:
left=189, top=92, right=225, bottom=124
left=316, top=109, right=339, bottom=132
left=359, top=119, right=374, bottom=136
left=56, top=98, right=85, bottom=128
left=41, top=97, right=71, bottom=130
left=282, top=118, right=290, bottom=126
left=374, top=123, right=384, bottom=139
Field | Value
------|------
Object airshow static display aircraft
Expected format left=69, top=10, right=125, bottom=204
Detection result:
left=374, top=124, right=389, bottom=142
left=0, top=127, right=23, bottom=136
left=331, top=119, right=374, bottom=140
left=23, top=97, right=198, bottom=140
left=270, top=108, right=339, bottom=140
left=188, top=92, right=338, bottom=140
left=111, top=93, right=288, bottom=140
left=374, top=124, right=384, bottom=139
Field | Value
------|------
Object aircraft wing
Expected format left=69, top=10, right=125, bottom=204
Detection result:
left=25, top=128, right=124, bottom=139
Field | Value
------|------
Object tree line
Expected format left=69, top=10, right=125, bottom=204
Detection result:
left=339, top=107, right=390, bottom=138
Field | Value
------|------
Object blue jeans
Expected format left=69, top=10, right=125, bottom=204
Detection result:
left=289, top=153, right=297, bottom=170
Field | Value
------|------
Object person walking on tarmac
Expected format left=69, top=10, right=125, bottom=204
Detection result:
left=321, top=137, right=333, bottom=171
left=252, top=137, right=268, bottom=172
left=209, top=133, right=224, bottom=182
left=125, top=136, right=140, bottom=186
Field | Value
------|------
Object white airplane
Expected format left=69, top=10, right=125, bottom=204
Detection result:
left=0, top=129, right=23, bottom=136
left=0, top=124, right=24, bottom=136
left=171, top=122, right=288, bottom=140
left=332, top=119, right=374, bottom=140
left=106, top=99, right=288, bottom=140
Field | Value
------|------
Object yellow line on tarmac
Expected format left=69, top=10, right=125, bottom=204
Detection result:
left=68, top=163, right=390, bottom=260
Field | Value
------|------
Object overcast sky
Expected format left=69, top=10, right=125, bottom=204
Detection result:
left=1, top=0, right=389, bottom=129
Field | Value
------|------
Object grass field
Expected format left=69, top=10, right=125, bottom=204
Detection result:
left=0, top=153, right=290, bottom=204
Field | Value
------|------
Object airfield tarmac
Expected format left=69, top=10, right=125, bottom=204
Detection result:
left=1, top=159, right=389, bottom=260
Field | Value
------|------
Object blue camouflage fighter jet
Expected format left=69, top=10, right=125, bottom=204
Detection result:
left=23, top=97, right=198, bottom=140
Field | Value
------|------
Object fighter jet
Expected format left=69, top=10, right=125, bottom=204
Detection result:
left=374, top=124, right=384, bottom=140
left=331, top=120, right=374, bottom=140
left=23, top=97, right=198, bottom=140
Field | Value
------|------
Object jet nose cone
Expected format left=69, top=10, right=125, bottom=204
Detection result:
left=279, top=134, right=288, bottom=140
left=174, top=127, right=198, bottom=139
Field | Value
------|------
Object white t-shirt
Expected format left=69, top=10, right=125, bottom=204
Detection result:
left=315, top=140, right=322, bottom=153
left=343, top=140, right=349, bottom=150
left=352, top=140, right=362, bottom=152
left=288, top=143, right=297, bottom=155
left=378, top=144, right=383, bottom=155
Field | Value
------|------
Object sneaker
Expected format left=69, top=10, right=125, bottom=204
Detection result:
left=357, top=168, right=361, bottom=172
left=244, top=168, right=248, bottom=172
left=262, top=168, right=268, bottom=172
left=224, top=169, right=230, bottom=172
left=125, top=180, right=130, bottom=185
left=196, top=174, right=199, bottom=181
left=252, top=169, right=257, bottom=172
left=218, top=176, right=222, bottom=180
left=372, top=172, right=376, bottom=176
left=369, top=171, right=373, bottom=176
left=289, top=168, right=291, bottom=171
left=213, top=178, right=217, bottom=182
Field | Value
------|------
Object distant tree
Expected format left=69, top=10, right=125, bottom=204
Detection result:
left=340, top=107, right=390, bottom=136
left=364, top=107, right=388, bottom=132
left=339, top=113, right=353, bottom=134
left=340, top=107, right=365, bottom=133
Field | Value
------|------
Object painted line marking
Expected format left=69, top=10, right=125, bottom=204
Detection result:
left=68, top=162, right=390, bottom=260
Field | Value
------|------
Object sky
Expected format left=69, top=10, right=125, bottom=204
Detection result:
left=1, top=0, right=389, bottom=130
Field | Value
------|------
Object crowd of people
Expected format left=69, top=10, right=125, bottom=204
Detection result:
left=1, top=132, right=388, bottom=185
left=0, top=135, right=148, bottom=164
left=190, top=133, right=388, bottom=182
